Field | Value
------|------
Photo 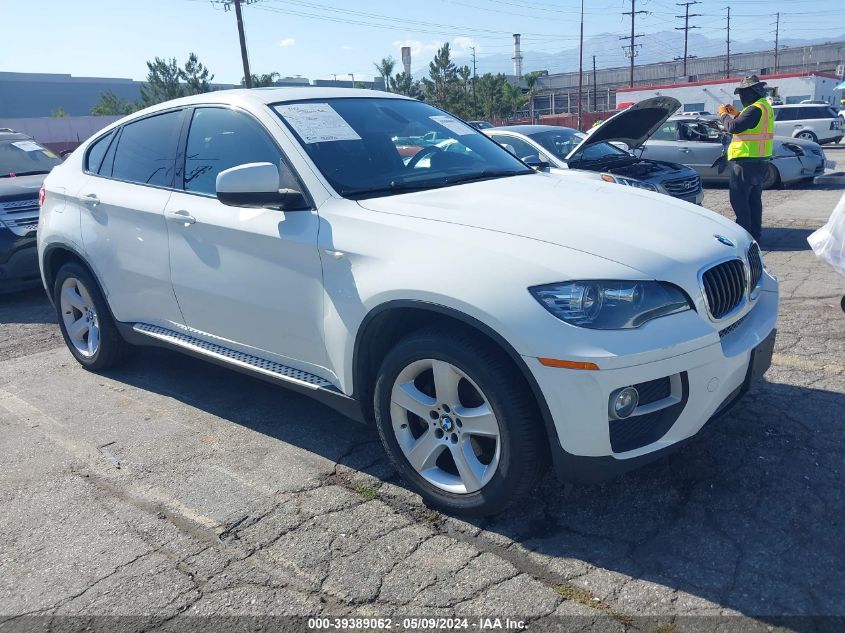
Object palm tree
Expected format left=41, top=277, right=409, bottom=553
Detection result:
left=373, top=56, right=396, bottom=92
left=523, top=71, right=543, bottom=123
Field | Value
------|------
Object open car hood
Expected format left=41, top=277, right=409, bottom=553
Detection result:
left=566, top=96, right=681, bottom=159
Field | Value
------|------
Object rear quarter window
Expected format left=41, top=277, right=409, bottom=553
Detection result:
left=110, top=110, right=183, bottom=188
left=85, top=131, right=115, bottom=173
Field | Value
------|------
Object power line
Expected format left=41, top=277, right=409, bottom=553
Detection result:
left=674, top=1, right=701, bottom=77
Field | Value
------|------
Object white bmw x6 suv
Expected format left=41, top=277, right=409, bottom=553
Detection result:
left=38, top=89, right=778, bottom=515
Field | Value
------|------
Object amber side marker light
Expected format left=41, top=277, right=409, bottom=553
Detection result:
left=600, top=173, right=616, bottom=183
left=538, top=358, right=600, bottom=371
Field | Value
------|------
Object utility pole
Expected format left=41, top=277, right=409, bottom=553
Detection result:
left=725, top=6, right=731, bottom=78
left=226, top=0, right=253, bottom=88
left=774, top=12, right=780, bottom=72
left=621, top=0, right=647, bottom=88
left=592, top=55, right=597, bottom=112
left=470, top=46, right=478, bottom=111
left=577, top=0, right=584, bottom=129
left=675, top=1, right=701, bottom=78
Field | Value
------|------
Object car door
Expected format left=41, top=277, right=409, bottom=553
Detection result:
left=640, top=121, right=681, bottom=164
left=675, top=121, right=724, bottom=180
left=164, top=105, right=329, bottom=375
left=77, top=110, right=185, bottom=328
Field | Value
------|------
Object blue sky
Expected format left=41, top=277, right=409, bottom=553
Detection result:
left=2, top=0, right=843, bottom=83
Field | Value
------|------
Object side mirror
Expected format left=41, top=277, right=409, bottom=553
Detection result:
left=216, top=162, right=309, bottom=210
left=521, top=154, right=551, bottom=171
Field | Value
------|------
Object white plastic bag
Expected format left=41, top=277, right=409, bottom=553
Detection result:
left=808, top=191, right=845, bottom=278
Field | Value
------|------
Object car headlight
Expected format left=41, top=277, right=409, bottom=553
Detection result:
left=529, top=280, right=692, bottom=329
left=600, top=173, right=658, bottom=191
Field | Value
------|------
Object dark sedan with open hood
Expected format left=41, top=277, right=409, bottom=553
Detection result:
left=485, top=97, right=704, bottom=205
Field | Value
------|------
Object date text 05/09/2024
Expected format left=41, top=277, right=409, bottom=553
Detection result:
left=306, top=617, right=527, bottom=630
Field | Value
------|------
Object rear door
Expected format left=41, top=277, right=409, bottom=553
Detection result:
left=164, top=105, right=329, bottom=375
left=77, top=110, right=185, bottom=328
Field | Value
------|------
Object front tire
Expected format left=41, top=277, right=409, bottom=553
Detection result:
left=373, top=327, right=548, bottom=516
left=796, top=131, right=817, bottom=143
left=53, top=262, right=130, bottom=371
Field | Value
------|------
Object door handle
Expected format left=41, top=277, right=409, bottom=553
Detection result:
left=81, top=193, right=99, bottom=207
left=680, top=147, right=690, bottom=153
left=165, top=210, right=196, bottom=225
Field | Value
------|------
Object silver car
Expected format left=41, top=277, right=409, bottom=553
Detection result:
left=773, top=104, right=843, bottom=145
left=642, top=115, right=831, bottom=189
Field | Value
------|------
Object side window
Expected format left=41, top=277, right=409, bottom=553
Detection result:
left=775, top=109, right=795, bottom=122
left=85, top=131, right=114, bottom=174
left=184, top=107, right=294, bottom=196
left=650, top=122, right=677, bottom=141
left=111, top=111, right=182, bottom=187
left=495, top=135, right=539, bottom=161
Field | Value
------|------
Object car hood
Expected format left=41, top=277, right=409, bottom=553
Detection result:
left=357, top=173, right=748, bottom=279
left=567, top=96, right=682, bottom=158
left=0, top=173, right=46, bottom=198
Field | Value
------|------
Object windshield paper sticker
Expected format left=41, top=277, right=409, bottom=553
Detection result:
left=275, top=104, right=361, bottom=143
left=11, top=141, right=46, bottom=152
left=429, top=115, right=474, bottom=136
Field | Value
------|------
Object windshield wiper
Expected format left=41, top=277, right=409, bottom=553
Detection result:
left=445, top=169, right=533, bottom=185
left=343, top=180, right=449, bottom=199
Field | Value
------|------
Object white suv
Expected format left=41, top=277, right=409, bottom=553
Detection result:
left=38, top=89, right=778, bottom=515
left=773, top=103, right=843, bottom=145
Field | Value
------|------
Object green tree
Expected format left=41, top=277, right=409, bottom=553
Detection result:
left=140, top=57, right=185, bottom=106
left=422, top=43, right=459, bottom=112
left=90, top=91, right=138, bottom=116
left=182, top=52, right=214, bottom=95
left=373, top=56, right=396, bottom=92
left=242, top=72, right=280, bottom=87
left=392, top=72, right=421, bottom=99
left=475, top=73, right=507, bottom=120
left=51, top=107, right=68, bottom=118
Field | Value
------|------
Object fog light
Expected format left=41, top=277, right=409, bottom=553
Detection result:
left=609, top=386, right=639, bottom=420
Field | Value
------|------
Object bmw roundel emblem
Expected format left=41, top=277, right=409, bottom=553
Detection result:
left=714, top=234, right=735, bottom=247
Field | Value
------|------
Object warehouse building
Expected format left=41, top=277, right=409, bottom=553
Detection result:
left=615, top=72, right=842, bottom=112
left=525, top=39, right=845, bottom=117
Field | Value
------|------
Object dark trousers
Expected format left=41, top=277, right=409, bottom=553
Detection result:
left=728, top=159, right=768, bottom=242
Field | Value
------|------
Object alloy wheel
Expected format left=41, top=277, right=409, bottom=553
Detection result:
left=389, top=358, right=501, bottom=494
left=60, top=277, right=101, bottom=358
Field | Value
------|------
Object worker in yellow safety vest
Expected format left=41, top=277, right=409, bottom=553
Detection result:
left=717, top=75, right=774, bottom=243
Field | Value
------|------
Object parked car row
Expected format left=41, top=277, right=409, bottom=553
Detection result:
left=36, top=88, right=778, bottom=514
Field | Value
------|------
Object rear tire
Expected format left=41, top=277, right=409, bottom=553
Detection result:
left=373, top=326, right=548, bottom=516
left=796, top=131, right=817, bottom=143
left=53, top=262, right=130, bottom=371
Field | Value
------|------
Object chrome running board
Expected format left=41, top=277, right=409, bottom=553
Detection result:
left=128, top=323, right=364, bottom=423
left=132, top=323, right=333, bottom=389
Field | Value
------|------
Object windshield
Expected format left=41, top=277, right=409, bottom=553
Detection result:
left=0, top=139, right=62, bottom=178
left=273, top=98, right=532, bottom=198
left=523, top=128, right=585, bottom=161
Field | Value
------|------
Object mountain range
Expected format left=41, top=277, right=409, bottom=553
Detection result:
left=459, top=31, right=845, bottom=77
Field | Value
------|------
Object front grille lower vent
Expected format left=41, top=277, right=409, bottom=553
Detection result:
left=702, top=259, right=746, bottom=319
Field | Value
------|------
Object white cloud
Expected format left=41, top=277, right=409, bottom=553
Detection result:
left=340, top=45, right=355, bottom=51
left=277, top=38, right=296, bottom=47
left=393, top=39, right=442, bottom=58
left=452, top=37, right=479, bottom=56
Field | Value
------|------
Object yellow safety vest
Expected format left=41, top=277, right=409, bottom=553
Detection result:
left=727, top=98, right=774, bottom=160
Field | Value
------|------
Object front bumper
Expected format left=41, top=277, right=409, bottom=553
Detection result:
left=527, top=285, right=778, bottom=482
left=0, top=229, right=40, bottom=292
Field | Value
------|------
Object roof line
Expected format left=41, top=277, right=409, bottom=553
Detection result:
left=616, top=71, right=842, bottom=93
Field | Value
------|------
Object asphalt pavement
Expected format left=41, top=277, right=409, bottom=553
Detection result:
left=0, top=178, right=843, bottom=632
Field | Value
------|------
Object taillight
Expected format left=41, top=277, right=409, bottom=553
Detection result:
left=38, top=184, right=45, bottom=207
